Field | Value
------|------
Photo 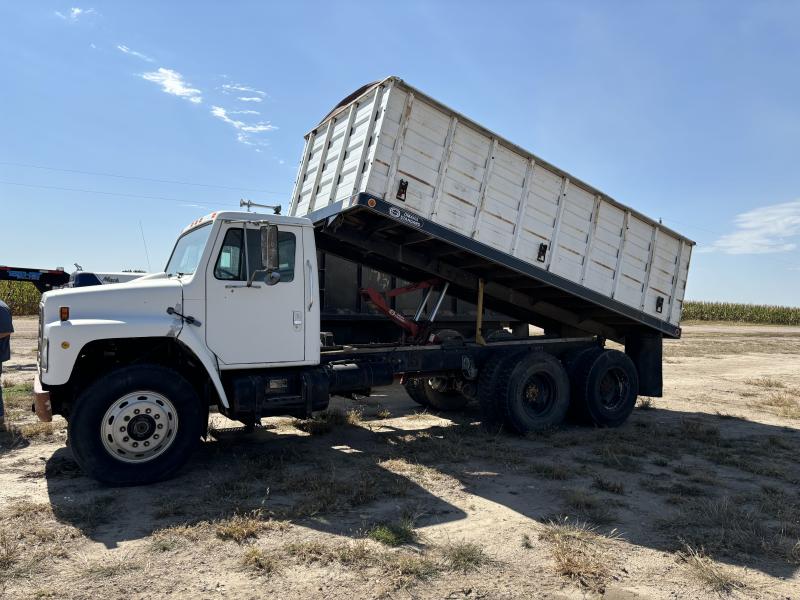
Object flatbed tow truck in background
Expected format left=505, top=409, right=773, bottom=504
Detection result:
left=31, top=77, right=693, bottom=485
left=0, top=266, right=145, bottom=291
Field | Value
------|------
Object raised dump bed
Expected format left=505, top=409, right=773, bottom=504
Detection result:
left=290, top=77, right=694, bottom=342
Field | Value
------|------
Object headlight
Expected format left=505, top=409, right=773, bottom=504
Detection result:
left=40, top=338, right=49, bottom=372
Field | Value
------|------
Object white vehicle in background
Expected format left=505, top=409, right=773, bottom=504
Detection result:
left=67, top=269, right=147, bottom=288
left=32, top=78, right=693, bottom=485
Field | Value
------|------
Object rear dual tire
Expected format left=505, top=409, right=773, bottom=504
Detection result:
left=571, top=349, right=638, bottom=428
left=495, top=352, right=571, bottom=434
left=479, top=348, right=639, bottom=434
left=403, top=377, right=469, bottom=411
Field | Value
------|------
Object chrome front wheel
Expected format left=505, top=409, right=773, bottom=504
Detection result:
left=101, top=391, right=179, bottom=463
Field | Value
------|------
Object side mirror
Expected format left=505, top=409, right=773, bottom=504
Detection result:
left=261, top=225, right=279, bottom=272
left=246, top=224, right=281, bottom=287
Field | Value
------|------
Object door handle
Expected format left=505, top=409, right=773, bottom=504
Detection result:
left=306, top=259, right=314, bottom=311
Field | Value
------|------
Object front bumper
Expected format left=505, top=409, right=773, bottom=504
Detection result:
left=33, top=375, right=53, bottom=422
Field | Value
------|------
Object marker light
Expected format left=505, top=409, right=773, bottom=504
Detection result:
left=59, top=307, right=70, bottom=321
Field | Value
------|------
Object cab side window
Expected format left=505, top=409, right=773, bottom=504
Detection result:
left=214, top=229, right=245, bottom=280
left=214, top=228, right=296, bottom=282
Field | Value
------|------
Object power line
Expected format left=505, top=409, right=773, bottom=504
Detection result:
left=0, top=180, right=243, bottom=209
left=0, top=161, right=286, bottom=196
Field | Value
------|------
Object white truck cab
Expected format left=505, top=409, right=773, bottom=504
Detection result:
left=35, top=211, right=323, bottom=484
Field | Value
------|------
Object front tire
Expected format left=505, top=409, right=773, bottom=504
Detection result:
left=69, top=364, right=204, bottom=485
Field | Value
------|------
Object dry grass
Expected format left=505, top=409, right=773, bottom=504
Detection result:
left=660, top=497, right=770, bottom=557
left=592, top=476, right=625, bottom=495
left=526, top=460, right=572, bottom=480
left=152, top=497, right=187, bottom=520
left=562, top=489, right=617, bottom=525
left=678, top=545, right=745, bottom=594
left=241, top=546, right=281, bottom=575
left=380, top=552, right=439, bottom=587
left=283, top=539, right=372, bottom=566
left=58, top=495, right=117, bottom=529
left=80, top=552, right=143, bottom=578
left=368, top=517, right=417, bottom=547
left=150, top=523, right=206, bottom=550
left=215, top=511, right=269, bottom=544
left=440, top=540, right=489, bottom=573
left=744, top=377, right=786, bottom=389
left=292, top=408, right=362, bottom=435
left=288, top=466, right=408, bottom=517
left=539, top=518, right=613, bottom=591
left=0, top=528, right=20, bottom=572
left=636, top=397, right=655, bottom=410
left=759, top=391, right=800, bottom=419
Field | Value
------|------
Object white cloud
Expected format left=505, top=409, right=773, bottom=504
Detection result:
left=222, top=83, right=266, bottom=97
left=228, top=109, right=260, bottom=115
left=238, top=97, right=263, bottom=103
left=117, top=44, right=155, bottom=63
left=211, top=106, right=276, bottom=147
left=141, top=68, right=202, bottom=104
left=704, top=199, right=800, bottom=254
left=55, top=7, right=96, bottom=21
left=210, top=106, right=276, bottom=133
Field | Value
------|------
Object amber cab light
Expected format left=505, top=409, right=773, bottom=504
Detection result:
left=59, top=307, right=70, bottom=321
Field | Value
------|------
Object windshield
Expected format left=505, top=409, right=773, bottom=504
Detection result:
left=165, top=224, right=212, bottom=277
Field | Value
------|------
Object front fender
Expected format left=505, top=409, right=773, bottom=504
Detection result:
left=176, top=325, right=229, bottom=409
left=42, top=317, right=230, bottom=409
left=42, top=317, right=182, bottom=386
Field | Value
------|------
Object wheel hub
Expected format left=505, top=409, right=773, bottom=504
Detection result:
left=522, top=375, right=554, bottom=417
left=598, top=368, right=628, bottom=411
left=127, top=414, right=156, bottom=440
left=101, top=391, right=178, bottom=463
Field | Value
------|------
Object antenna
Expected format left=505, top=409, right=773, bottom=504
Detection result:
left=139, top=220, right=152, bottom=272
left=240, top=199, right=281, bottom=215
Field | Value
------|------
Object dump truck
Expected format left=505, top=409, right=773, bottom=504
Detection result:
left=33, top=77, right=693, bottom=485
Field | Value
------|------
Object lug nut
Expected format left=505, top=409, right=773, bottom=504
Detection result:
left=144, top=441, right=150, bottom=447
left=123, top=437, right=129, bottom=442
left=124, top=416, right=130, bottom=421
left=157, top=424, right=163, bottom=429
left=119, top=426, right=126, bottom=432
left=132, top=442, right=139, bottom=447
left=145, top=408, right=151, bottom=414
left=153, top=434, right=159, bottom=439
left=154, top=414, right=160, bottom=420
left=134, top=409, right=140, bottom=414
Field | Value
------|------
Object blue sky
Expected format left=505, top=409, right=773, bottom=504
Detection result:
left=1, top=1, right=799, bottom=305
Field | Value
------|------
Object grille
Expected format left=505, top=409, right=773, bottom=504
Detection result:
left=37, top=303, right=43, bottom=373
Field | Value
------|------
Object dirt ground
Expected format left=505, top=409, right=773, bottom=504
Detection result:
left=1, top=317, right=799, bottom=599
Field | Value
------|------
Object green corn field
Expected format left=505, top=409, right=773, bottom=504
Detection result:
left=681, top=301, right=800, bottom=326
left=0, top=281, right=42, bottom=315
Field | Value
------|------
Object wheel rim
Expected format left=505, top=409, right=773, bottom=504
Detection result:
left=520, top=373, right=557, bottom=418
left=101, top=390, right=179, bottom=463
left=428, top=377, right=453, bottom=393
left=598, top=368, right=629, bottom=412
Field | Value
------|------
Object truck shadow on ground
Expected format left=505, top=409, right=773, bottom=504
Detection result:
left=44, top=391, right=800, bottom=579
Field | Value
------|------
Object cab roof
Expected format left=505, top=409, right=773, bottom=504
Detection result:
left=182, top=211, right=312, bottom=234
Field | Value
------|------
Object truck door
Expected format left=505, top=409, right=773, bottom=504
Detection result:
left=205, top=223, right=306, bottom=366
